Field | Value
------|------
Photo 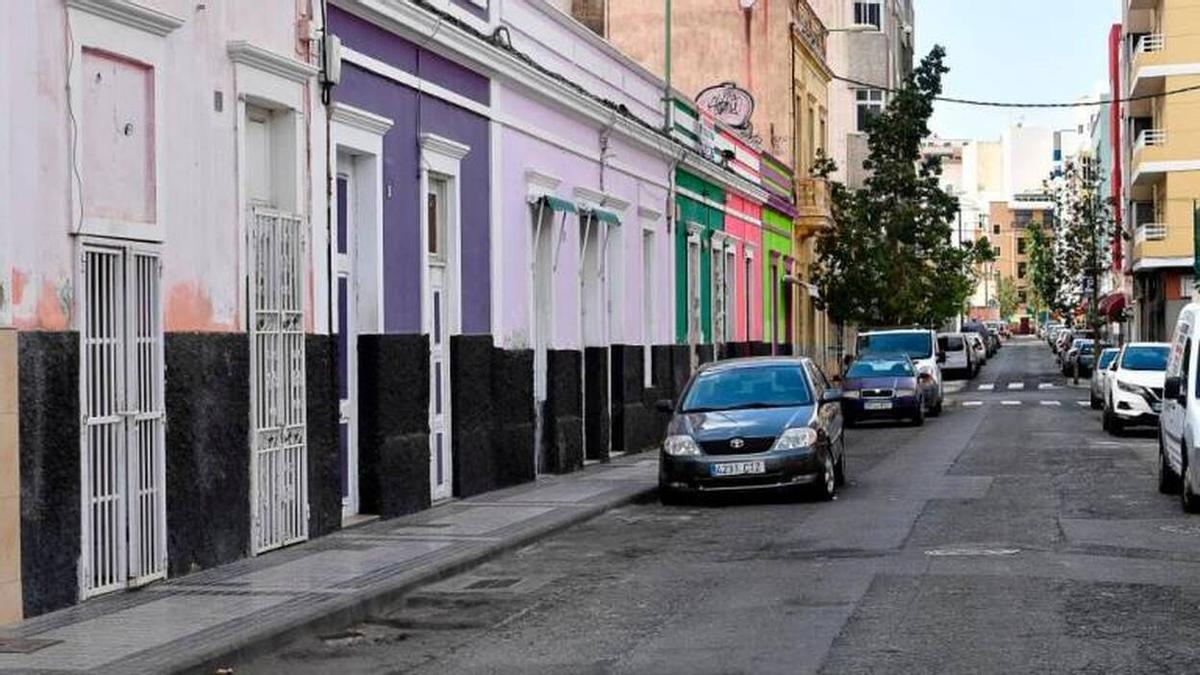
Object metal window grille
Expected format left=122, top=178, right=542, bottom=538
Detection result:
left=80, top=244, right=166, bottom=598
left=249, top=207, right=308, bottom=554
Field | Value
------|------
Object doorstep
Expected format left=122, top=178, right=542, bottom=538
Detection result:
left=0, top=454, right=658, bottom=675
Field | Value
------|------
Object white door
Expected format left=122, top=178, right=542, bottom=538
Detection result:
left=532, top=204, right=554, bottom=474
left=712, top=242, right=726, bottom=351
left=428, top=177, right=453, bottom=501
left=335, top=169, right=359, bottom=517
left=80, top=243, right=166, bottom=598
left=687, top=236, right=701, bottom=346
left=249, top=206, right=308, bottom=553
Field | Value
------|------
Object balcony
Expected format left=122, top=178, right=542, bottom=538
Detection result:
left=795, top=177, right=834, bottom=235
left=1135, top=222, right=1167, bottom=244
left=1131, top=128, right=1168, bottom=185
left=1131, top=33, right=1167, bottom=97
left=1127, top=0, right=1157, bottom=10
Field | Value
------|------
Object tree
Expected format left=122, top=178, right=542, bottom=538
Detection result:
left=810, top=46, right=982, bottom=328
left=1025, top=225, right=1063, bottom=315
left=1046, top=158, right=1115, bottom=339
left=996, top=276, right=1019, bottom=322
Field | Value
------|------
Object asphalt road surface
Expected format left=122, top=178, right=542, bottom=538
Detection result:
left=238, top=337, right=1200, bottom=674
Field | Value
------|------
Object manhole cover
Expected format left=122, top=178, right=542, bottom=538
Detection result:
left=463, top=578, right=522, bottom=590
left=0, top=638, right=61, bottom=654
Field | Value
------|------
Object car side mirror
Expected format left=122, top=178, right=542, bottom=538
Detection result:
left=937, top=352, right=946, bottom=364
left=821, top=388, right=842, bottom=404
left=1165, top=376, right=1184, bottom=403
left=655, top=398, right=675, bottom=414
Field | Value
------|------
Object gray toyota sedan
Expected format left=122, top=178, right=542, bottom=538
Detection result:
left=657, top=357, right=846, bottom=503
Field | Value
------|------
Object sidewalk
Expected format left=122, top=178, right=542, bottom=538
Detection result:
left=0, top=455, right=658, bottom=674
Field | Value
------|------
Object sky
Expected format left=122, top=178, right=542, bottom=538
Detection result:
left=915, top=0, right=1121, bottom=141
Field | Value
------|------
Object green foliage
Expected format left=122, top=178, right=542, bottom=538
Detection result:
left=810, top=46, right=979, bottom=328
left=996, top=276, right=1019, bottom=322
left=1046, top=158, right=1115, bottom=336
left=1025, top=226, right=1063, bottom=314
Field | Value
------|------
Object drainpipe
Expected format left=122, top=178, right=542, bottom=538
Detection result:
left=663, top=0, right=672, bottom=133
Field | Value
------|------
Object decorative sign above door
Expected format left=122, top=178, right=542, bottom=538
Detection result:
left=695, top=82, right=755, bottom=130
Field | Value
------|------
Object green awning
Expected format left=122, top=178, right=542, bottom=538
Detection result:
left=582, top=207, right=621, bottom=225
left=533, top=195, right=577, bottom=214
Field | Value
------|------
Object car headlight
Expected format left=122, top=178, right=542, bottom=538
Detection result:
left=662, top=435, right=701, bottom=456
left=770, top=427, right=819, bottom=452
left=1116, top=379, right=1148, bottom=397
left=842, top=390, right=861, bottom=399
left=894, top=388, right=916, bottom=397
left=917, top=364, right=935, bottom=376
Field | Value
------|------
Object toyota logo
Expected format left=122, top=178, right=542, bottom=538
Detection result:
left=729, top=438, right=745, bottom=449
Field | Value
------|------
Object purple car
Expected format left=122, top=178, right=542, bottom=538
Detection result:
left=839, top=354, right=927, bottom=426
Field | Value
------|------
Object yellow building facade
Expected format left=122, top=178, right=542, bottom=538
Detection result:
left=1125, top=0, right=1200, bottom=340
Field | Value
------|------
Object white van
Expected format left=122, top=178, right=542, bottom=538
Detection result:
left=857, top=328, right=945, bottom=415
left=1160, top=303, right=1200, bottom=511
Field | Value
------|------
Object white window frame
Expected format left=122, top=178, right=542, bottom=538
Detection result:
left=855, top=89, right=885, bottom=133
left=854, top=0, right=883, bottom=29
left=65, top=0, right=183, bottom=242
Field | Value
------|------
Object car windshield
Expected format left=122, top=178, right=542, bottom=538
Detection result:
left=680, top=364, right=813, bottom=412
left=938, top=335, right=964, bottom=351
left=1097, top=350, right=1119, bottom=369
left=847, top=358, right=914, bottom=378
left=1121, top=346, right=1169, bottom=371
left=858, top=332, right=933, bottom=360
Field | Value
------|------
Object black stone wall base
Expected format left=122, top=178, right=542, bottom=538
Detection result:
left=306, top=334, right=341, bottom=539
left=19, top=331, right=80, bottom=618
left=669, top=345, right=692, bottom=400
left=359, top=334, right=430, bottom=518
left=451, top=335, right=495, bottom=498
left=697, top=344, right=715, bottom=365
left=583, top=347, right=610, bottom=461
left=491, top=347, right=535, bottom=487
left=164, top=332, right=250, bottom=578
left=545, top=349, right=583, bottom=474
left=609, top=345, right=666, bottom=454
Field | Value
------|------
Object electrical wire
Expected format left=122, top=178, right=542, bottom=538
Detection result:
left=831, top=73, right=1200, bottom=108
left=65, top=9, right=84, bottom=234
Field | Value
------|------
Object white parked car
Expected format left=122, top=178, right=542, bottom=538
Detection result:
left=966, top=332, right=987, bottom=369
left=1089, top=348, right=1119, bottom=409
left=1103, top=342, right=1170, bottom=435
left=1160, top=304, right=1200, bottom=510
left=937, top=332, right=973, bottom=379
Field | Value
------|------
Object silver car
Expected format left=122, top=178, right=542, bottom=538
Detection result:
left=966, top=332, right=987, bottom=370
left=1090, top=347, right=1120, bottom=409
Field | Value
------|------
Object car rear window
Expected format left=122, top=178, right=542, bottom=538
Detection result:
left=938, top=336, right=965, bottom=351
left=681, top=365, right=813, bottom=412
left=858, top=332, right=933, bottom=360
left=1121, top=346, right=1169, bottom=371
left=847, top=359, right=914, bottom=378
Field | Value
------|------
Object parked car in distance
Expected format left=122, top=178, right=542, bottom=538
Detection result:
left=1090, top=347, right=1120, bottom=409
left=937, top=332, right=974, bottom=379
left=1061, top=338, right=1096, bottom=376
left=840, top=354, right=927, bottom=426
left=657, top=357, right=846, bottom=503
left=1104, top=342, right=1170, bottom=434
left=1160, top=303, right=1200, bottom=510
left=856, top=328, right=945, bottom=415
left=966, top=332, right=987, bottom=370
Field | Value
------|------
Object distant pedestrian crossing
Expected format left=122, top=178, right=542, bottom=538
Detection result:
left=946, top=379, right=1075, bottom=393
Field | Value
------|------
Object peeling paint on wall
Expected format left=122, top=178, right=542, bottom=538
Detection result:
left=11, top=270, right=26, bottom=306
left=165, top=282, right=235, bottom=332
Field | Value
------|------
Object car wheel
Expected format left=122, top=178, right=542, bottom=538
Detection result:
left=659, top=485, right=687, bottom=506
left=834, top=437, right=847, bottom=487
left=1182, top=456, right=1200, bottom=514
left=814, top=449, right=837, bottom=501
left=1109, top=413, right=1124, bottom=436
left=1102, top=405, right=1111, bottom=432
left=1160, top=436, right=1181, bottom=494
left=929, top=396, right=943, bottom=417
left=1090, top=393, right=1101, bottom=410
left=911, top=404, right=925, bottom=427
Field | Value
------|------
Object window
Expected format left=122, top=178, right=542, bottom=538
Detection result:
left=856, top=89, right=884, bottom=132
left=1018, top=262, right=1027, bottom=279
left=427, top=178, right=447, bottom=259
left=993, top=245, right=1001, bottom=257
left=854, top=0, right=882, bottom=29
left=992, top=223, right=1001, bottom=235
left=1018, top=291, right=1027, bottom=304
left=1018, top=238, right=1027, bottom=255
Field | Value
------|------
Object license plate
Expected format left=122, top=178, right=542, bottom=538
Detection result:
left=711, top=461, right=766, bottom=477
left=865, top=400, right=893, bottom=410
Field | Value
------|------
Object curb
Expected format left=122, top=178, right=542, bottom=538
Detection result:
left=177, top=481, right=659, bottom=674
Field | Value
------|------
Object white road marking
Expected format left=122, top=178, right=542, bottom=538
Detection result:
left=1040, top=400, right=1061, bottom=406
left=962, top=401, right=984, bottom=407
left=925, top=547, right=1021, bottom=557
left=1002, top=401, right=1022, bottom=406
left=1077, top=401, right=1090, bottom=407
left=978, top=384, right=995, bottom=391
left=1007, top=382, right=1025, bottom=390
left=1038, top=383, right=1058, bottom=390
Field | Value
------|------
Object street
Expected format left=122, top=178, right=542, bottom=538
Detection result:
left=236, top=338, right=1200, bottom=674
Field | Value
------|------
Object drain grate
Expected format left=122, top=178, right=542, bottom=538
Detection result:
left=463, top=577, right=522, bottom=590
left=0, top=638, right=61, bottom=654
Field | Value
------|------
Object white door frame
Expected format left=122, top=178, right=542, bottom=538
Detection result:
left=419, top=134, right=469, bottom=502
left=77, top=237, right=167, bottom=599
